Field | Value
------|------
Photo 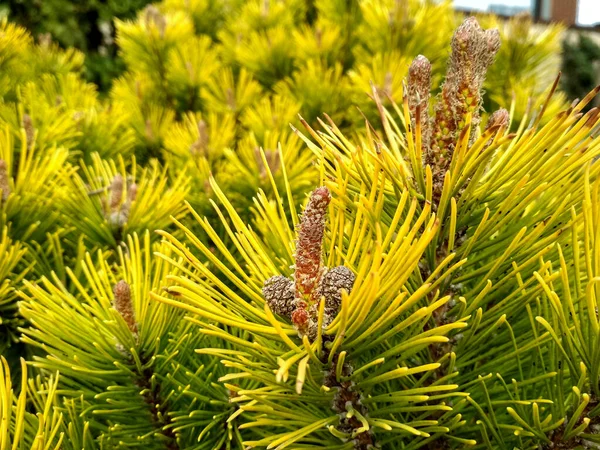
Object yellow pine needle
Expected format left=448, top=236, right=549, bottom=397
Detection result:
left=327, top=290, right=349, bottom=364
left=369, top=418, right=428, bottom=436
left=295, top=356, right=310, bottom=394
left=264, top=303, right=302, bottom=352
left=358, top=363, right=441, bottom=388
left=262, top=416, right=337, bottom=450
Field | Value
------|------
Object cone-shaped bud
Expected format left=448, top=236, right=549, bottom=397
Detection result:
left=408, top=55, right=432, bottom=152
left=429, top=17, right=500, bottom=206
left=144, top=5, right=167, bottom=37
left=128, top=183, right=138, bottom=203
left=110, top=174, right=124, bottom=211
left=485, top=108, right=510, bottom=132
left=113, top=280, right=138, bottom=335
left=481, top=108, right=510, bottom=154
left=190, top=120, right=209, bottom=157
left=0, top=160, right=9, bottom=202
left=294, top=186, right=331, bottom=301
left=433, top=17, right=500, bottom=153
left=255, top=148, right=281, bottom=179
left=22, top=114, right=34, bottom=150
left=144, top=119, right=154, bottom=141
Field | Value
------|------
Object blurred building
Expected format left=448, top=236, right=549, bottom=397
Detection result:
left=534, top=0, right=578, bottom=25
left=488, top=4, right=531, bottom=16
left=454, top=0, right=600, bottom=28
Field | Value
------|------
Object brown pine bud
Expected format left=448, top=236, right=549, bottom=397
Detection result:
left=294, top=186, right=331, bottom=301
left=482, top=108, right=509, bottom=153
left=408, top=55, right=432, bottom=152
left=145, top=119, right=154, bottom=142
left=485, top=108, right=510, bottom=132
left=484, top=29, right=501, bottom=66
left=383, top=71, right=393, bottom=98
left=434, top=17, right=500, bottom=146
left=22, top=114, right=34, bottom=150
left=38, top=32, right=52, bottom=48
left=255, top=148, right=281, bottom=178
left=226, top=88, right=236, bottom=110
left=190, top=120, right=209, bottom=157
left=430, top=17, right=500, bottom=206
left=113, top=280, right=138, bottom=335
left=128, top=183, right=138, bottom=203
left=144, top=5, right=166, bottom=38
left=408, top=56, right=431, bottom=106
left=291, top=308, right=309, bottom=335
left=315, top=27, right=322, bottom=47
left=262, top=275, right=295, bottom=318
left=0, top=160, right=9, bottom=202
left=110, top=174, right=124, bottom=211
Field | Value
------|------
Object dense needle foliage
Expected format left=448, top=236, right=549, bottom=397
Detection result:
left=1, top=1, right=599, bottom=449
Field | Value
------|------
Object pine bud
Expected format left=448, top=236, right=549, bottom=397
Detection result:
left=128, top=183, right=138, bottom=203
left=408, top=55, right=432, bottom=152
left=22, top=114, right=34, bottom=150
left=315, top=27, right=322, bottom=47
left=262, top=275, right=295, bottom=318
left=144, top=5, right=167, bottom=38
left=38, top=32, right=52, bottom=48
left=430, top=17, right=500, bottom=206
left=295, top=186, right=331, bottom=301
left=435, top=17, right=500, bottom=145
left=145, top=119, right=154, bottom=141
left=266, top=150, right=281, bottom=175
left=255, top=148, right=281, bottom=178
left=383, top=71, right=393, bottom=98
left=113, top=280, right=138, bottom=335
left=110, top=174, right=124, bottom=211
left=485, top=29, right=501, bottom=63
left=447, top=17, right=500, bottom=115
left=482, top=108, right=509, bottom=153
left=226, top=88, right=236, bottom=110
left=0, top=159, right=9, bottom=202
left=485, top=108, right=510, bottom=132
left=291, top=308, right=309, bottom=335
left=408, top=56, right=431, bottom=106
left=190, top=120, right=209, bottom=157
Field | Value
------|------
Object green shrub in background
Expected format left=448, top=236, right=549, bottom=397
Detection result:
left=562, top=33, right=600, bottom=112
left=3, top=2, right=600, bottom=448
left=1, top=0, right=153, bottom=90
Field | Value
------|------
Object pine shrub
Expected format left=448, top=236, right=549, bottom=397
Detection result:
left=1, top=1, right=598, bottom=449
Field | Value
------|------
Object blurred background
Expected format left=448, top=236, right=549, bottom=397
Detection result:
left=456, top=0, right=600, bottom=26
left=1, top=0, right=598, bottom=98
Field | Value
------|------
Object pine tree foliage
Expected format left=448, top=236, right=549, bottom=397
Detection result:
left=0, top=1, right=594, bottom=449
left=0, top=357, right=65, bottom=449
left=0, top=228, right=28, bottom=358
left=0, top=18, right=84, bottom=101
left=59, top=154, right=190, bottom=249
left=18, top=232, right=238, bottom=448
